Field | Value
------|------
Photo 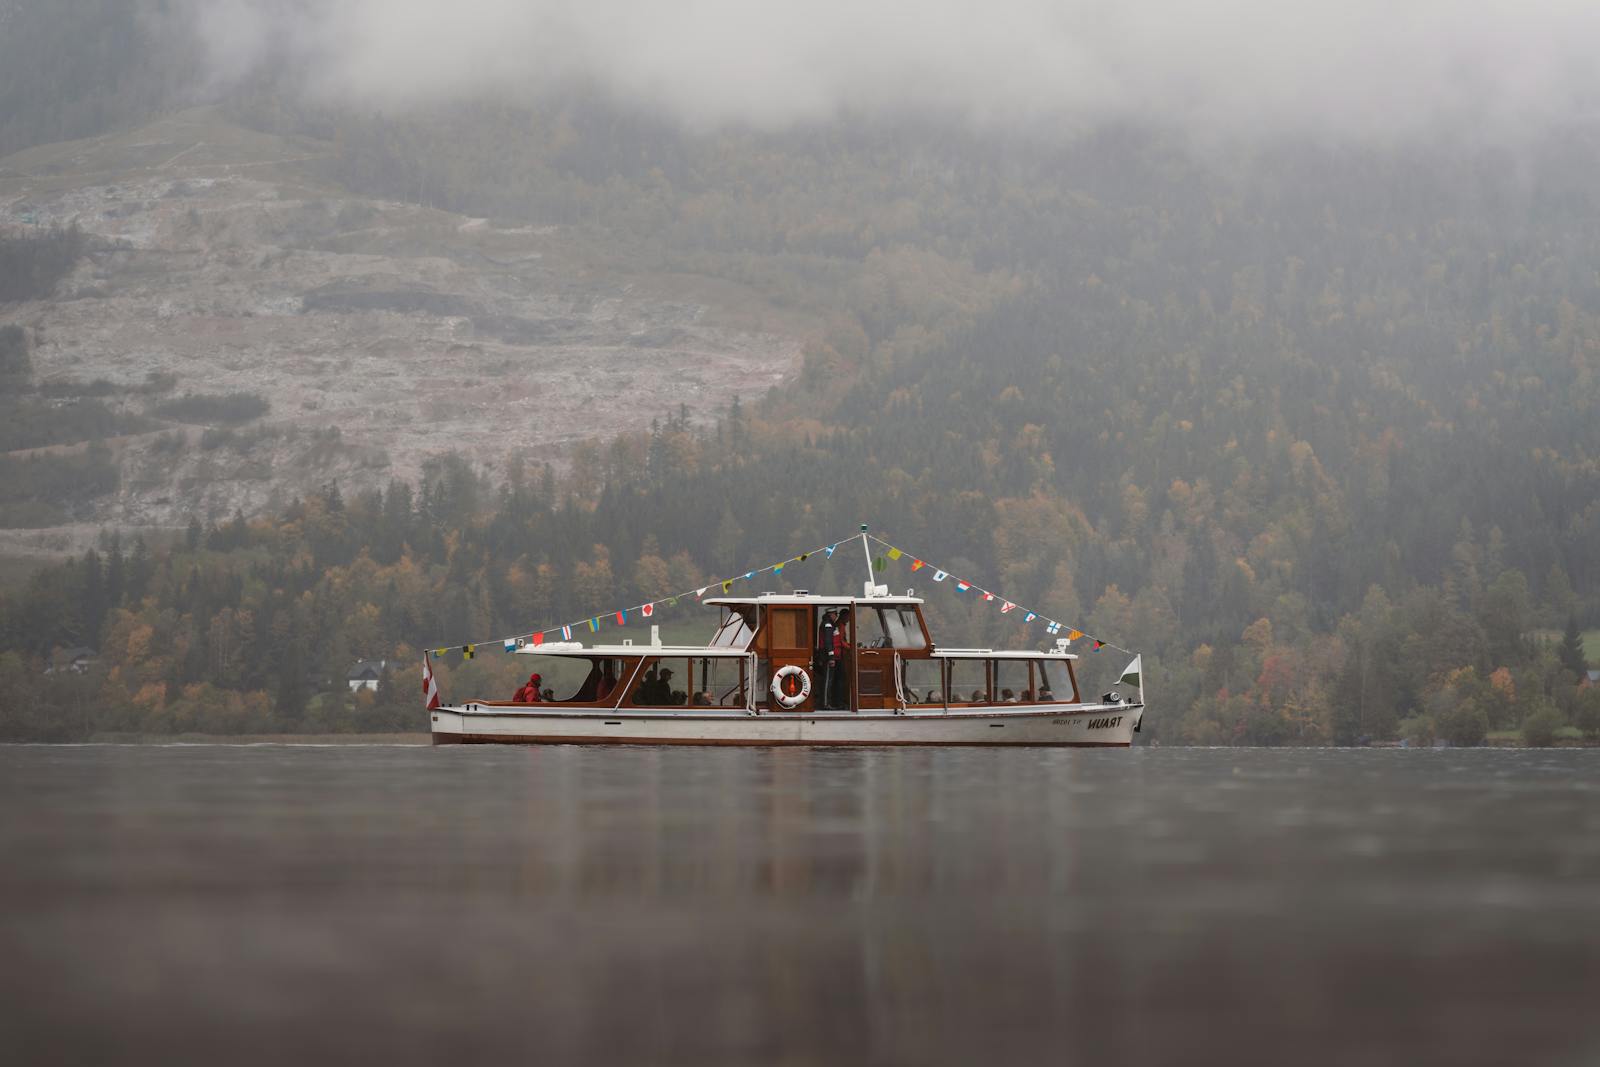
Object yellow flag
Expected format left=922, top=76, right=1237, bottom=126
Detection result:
left=887, top=548, right=903, bottom=561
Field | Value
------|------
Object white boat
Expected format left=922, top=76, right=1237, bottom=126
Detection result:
left=428, top=540, right=1145, bottom=746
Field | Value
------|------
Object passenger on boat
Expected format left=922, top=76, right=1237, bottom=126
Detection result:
left=692, top=690, right=713, bottom=706
left=636, top=665, right=660, bottom=704
left=926, top=689, right=942, bottom=703
left=815, top=609, right=839, bottom=710
left=1038, top=687, right=1055, bottom=702
left=595, top=661, right=618, bottom=702
left=830, top=608, right=852, bottom=708
left=658, top=669, right=678, bottom=704
left=969, top=689, right=985, bottom=703
left=1020, top=688, right=1035, bottom=702
left=1000, top=688, right=1018, bottom=703
left=513, top=672, right=543, bottom=703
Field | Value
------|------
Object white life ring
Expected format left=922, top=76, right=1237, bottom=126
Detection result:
left=770, top=665, right=812, bottom=709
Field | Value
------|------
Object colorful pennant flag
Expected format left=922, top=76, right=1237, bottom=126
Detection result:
left=561, top=625, right=572, bottom=641
left=462, top=644, right=475, bottom=659
left=1068, top=629, right=1084, bottom=641
left=1024, top=612, right=1037, bottom=623
left=695, top=587, right=707, bottom=600
left=799, top=552, right=810, bottom=562
left=432, top=648, right=448, bottom=658
left=887, top=548, right=903, bottom=561
left=1046, top=622, right=1061, bottom=634
left=956, top=580, right=970, bottom=591
left=773, top=562, right=785, bottom=574
left=530, top=632, right=545, bottom=647
left=503, top=638, right=517, bottom=652
left=722, top=579, right=733, bottom=593
left=615, top=610, right=626, bottom=625
left=587, top=618, right=599, bottom=633
left=934, top=570, right=948, bottom=582
left=825, top=545, right=836, bottom=558
left=1093, top=640, right=1105, bottom=651
left=641, top=602, right=654, bottom=617
left=874, top=555, right=886, bottom=572
left=983, top=592, right=995, bottom=602
left=1001, top=602, right=1015, bottom=613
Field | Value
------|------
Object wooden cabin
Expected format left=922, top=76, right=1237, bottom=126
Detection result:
left=490, top=592, right=1083, bottom=713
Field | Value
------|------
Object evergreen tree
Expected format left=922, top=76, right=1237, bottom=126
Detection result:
left=1559, top=615, right=1588, bottom=678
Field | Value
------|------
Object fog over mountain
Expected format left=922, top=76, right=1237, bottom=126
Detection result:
left=196, top=0, right=1600, bottom=139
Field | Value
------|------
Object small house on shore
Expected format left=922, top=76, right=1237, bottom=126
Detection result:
left=44, top=647, right=99, bottom=675
left=347, top=660, right=387, bottom=693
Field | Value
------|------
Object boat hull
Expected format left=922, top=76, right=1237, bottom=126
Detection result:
left=430, top=702, right=1143, bottom=747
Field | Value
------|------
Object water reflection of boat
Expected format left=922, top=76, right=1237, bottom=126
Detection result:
left=429, top=534, right=1145, bottom=747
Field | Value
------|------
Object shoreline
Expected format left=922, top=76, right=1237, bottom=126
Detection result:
left=0, top=734, right=1593, bottom=748
left=73, top=732, right=434, bottom=746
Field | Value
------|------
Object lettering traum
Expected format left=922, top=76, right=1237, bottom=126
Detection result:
left=1086, top=716, right=1123, bottom=730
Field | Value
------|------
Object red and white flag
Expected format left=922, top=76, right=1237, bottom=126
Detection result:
left=422, top=655, right=440, bottom=710
left=641, top=602, right=654, bottom=617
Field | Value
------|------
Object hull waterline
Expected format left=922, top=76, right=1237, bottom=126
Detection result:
left=430, top=702, right=1143, bottom=747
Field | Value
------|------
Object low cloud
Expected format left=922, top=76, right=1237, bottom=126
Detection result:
left=195, top=0, right=1600, bottom=139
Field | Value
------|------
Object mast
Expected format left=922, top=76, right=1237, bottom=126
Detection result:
left=858, top=524, right=875, bottom=593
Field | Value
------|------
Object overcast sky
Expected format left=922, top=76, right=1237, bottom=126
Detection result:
left=197, top=0, right=1600, bottom=140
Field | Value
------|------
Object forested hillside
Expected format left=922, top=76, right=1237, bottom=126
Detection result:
left=2, top=2, right=1598, bottom=742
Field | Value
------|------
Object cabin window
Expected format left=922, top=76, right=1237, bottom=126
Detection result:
left=852, top=607, right=886, bottom=648
left=994, top=660, right=1032, bottom=703
left=710, top=608, right=755, bottom=649
left=902, top=659, right=943, bottom=704
left=882, top=607, right=928, bottom=650
left=695, top=656, right=747, bottom=708
left=946, top=659, right=989, bottom=704
left=768, top=607, right=807, bottom=651
left=630, top=658, right=691, bottom=706
left=516, top=656, right=626, bottom=703
left=1036, top=659, right=1071, bottom=703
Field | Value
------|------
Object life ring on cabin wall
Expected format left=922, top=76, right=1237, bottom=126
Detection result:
left=770, top=665, right=812, bottom=709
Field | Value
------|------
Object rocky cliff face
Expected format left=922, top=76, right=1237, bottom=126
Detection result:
left=0, top=108, right=802, bottom=555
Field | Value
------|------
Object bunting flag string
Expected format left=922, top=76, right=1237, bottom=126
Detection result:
left=863, top=533, right=1134, bottom=657
left=426, top=528, right=1134, bottom=664
left=428, top=535, right=854, bottom=662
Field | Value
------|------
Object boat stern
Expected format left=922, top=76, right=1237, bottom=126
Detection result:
left=429, top=706, right=466, bottom=745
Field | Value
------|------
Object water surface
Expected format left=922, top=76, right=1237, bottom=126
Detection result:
left=1, top=745, right=1597, bottom=1065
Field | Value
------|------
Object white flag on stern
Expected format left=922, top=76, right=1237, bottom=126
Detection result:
left=1119, top=655, right=1143, bottom=700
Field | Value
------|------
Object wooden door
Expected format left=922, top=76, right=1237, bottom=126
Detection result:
left=851, top=607, right=894, bottom=711
left=764, top=606, right=815, bottom=711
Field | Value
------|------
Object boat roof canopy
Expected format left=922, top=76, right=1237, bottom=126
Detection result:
left=704, top=594, right=924, bottom=607
left=931, top=648, right=1080, bottom=660
left=515, top=643, right=752, bottom=657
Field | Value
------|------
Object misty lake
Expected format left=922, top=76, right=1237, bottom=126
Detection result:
left=2, top=744, right=1597, bottom=1066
